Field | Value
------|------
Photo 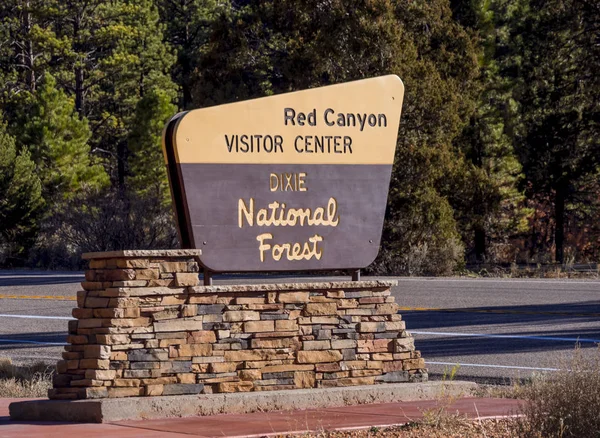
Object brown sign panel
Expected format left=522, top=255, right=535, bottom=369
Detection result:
left=162, top=75, right=404, bottom=272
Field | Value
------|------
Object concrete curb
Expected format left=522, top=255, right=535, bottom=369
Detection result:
left=10, top=381, right=476, bottom=423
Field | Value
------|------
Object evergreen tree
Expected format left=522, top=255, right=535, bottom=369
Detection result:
left=450, top=0, right=531, bottom=262
left=0, top=0, right=62, bottom=94
left=0, top=115, right=43, bottom=263
left=18, top=73, right=108, bottom=202
left=157, top=0, right=225, bottom=108
left=127, top=88, right=177, bottom=206
left=509, top=0, right=600, bottom=263
left=51, top=0, right=177, bottom=186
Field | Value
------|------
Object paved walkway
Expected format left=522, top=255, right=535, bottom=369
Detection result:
left=0, top=397, right=523, bottom=437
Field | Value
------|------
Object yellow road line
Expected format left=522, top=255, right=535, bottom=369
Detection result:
left=0, top=294, right=76, bottom=301
left=398, top=306, right=600, bottom=317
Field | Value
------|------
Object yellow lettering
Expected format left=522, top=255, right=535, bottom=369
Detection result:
left=311, top=207, right=324, bottom=225
left=272, top=243, right=288, bottom=261
left=327, top=197, right=339, bottom=226
left=298, top=172, right=307, bottom=191
left=256, top=233, right=273, bottom=262
left=240, top=197, right=340, bottom=228
left=238, top=198, right=254, bottom=227
left=256, top=208, right=268, bottom=226
left=269, top=173, right=279, bottom=191
left=257, top=234, right=324, bottom=262
left=284, top=173, right=293, bottom=190
left=309, top=234, right=324, bottom=260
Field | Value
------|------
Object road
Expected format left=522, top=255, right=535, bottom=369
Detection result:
left=1, top=271, right=599, bottom=383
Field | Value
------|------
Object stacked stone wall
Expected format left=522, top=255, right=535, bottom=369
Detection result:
left=51, top=251, right=426, bottom=400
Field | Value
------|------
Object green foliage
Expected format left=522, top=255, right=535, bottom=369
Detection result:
left=0, top=116, right=43, bottom=262
left=450, top=0, right=532, bottom=263
left=508, top=0, right=600, bottom=262
left=0, top=0, right=598, bottom=269
left=49, top=0, right=177, bottom=185
left=0, top=0, right=64, bottom=95
left=18, top=74, right=108, bottom=201
left=127, top=88, right=177, bottom=207
left=194, top=0, right=480, bottom=274
left=157, top=0, right=225, bottom=108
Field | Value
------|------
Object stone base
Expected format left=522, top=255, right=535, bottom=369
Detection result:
left=10, top=381, right=476, bottom=423
left=53, top=250, right=428, bottom=400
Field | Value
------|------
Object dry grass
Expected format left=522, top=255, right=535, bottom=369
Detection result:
left=513, top=346, right=600, bottom=438
left=0, top=358, right=54, bottom=398
left=274, top=418, right=517, bottom=437
left=474, top=381, right=529, bottom=399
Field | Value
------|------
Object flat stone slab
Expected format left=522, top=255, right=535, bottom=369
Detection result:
left=82, top=249, right=202, bottom=259
left=10, top=381, right=476, bottom=423
left=191, top=279, right=398, bottom=293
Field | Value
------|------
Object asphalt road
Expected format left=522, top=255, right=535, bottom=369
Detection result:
left=1, top=271, right=599, bottom=383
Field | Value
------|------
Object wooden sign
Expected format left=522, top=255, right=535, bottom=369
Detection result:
left=162, top=75, right=404, bottom=272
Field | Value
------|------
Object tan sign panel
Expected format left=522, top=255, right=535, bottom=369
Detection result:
left=163, top=75, right=404, bottom=272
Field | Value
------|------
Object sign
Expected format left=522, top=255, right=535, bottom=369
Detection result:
left=162, top=75, right=404, bottom=272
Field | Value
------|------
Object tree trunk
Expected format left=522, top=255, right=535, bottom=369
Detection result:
left=474, top=226, right=486, bottom=262
left=181, top=23, right=192, bottom=109
left=23, top=1, right=35, bottom=91
left=73, top=11, right=84, bottom=115
left=75, top=67, right=84, bottom=114
left=117, top=141, right=126, bottom=189
left=554, top=187, right=566, bottom=264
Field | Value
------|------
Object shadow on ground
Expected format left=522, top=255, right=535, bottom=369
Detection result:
left=0, top=332, right=66, bottom=349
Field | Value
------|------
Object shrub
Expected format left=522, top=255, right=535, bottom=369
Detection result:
left=515, top=346, right=600, bottom=438
left=0, top=358, right=54, bottom=398
left=27, top=187, right=178, bottom=269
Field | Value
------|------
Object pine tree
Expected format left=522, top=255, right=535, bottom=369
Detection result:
left=157, top=0, right=225, bottom=108
left=509, top=0, right=600, bottom=263
left=18, top=73, right=108, bottom=202
left=449, top=0, right=531, bottom=262
left=0, top=0, right=67, bottom=96
left=51, top=0, right=177, bottom=186
left=127, top=88, right=177, bottom=206
left=0, top=115, right=43, bottom=263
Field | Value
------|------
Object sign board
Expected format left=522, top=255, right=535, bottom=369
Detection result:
left=162, top=75, right=404, bottom=272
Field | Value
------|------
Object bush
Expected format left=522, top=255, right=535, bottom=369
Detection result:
left=0, top=358, right=54, bottom=398
left=515, top=346, right=600, bottom=438
left=371, top=187, right=465, bottom=276
left=27, top=187, right=178, bottom=269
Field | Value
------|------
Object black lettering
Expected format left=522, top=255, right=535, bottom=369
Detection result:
left=284, top=108, right=296, bottom=125
left=347, top=113, right=356, bottom=127
left=315, top=135, right=324, bottom=153
left=357, top=114, right=367, bottom=131
left=297, top=112, right=306, bottom=126
left=225, top=135, right=236, bottom=152
left=305, top=135, right=313, bottom=153
left=264, top=135, right=273, bottom=153
left=254, top=134, right=263, bottom=153
left=240, top=134, right=249, bottom=152
left=368, top=114, right=377, bottom=127
left=308, top=109, right=317, bottom=126
left=294, top=136, right=303, bottom=153
left=344, top=136, right=353, bottom=154
left=337, top=113, right=345, bottom=127
left=324, top=108, right=335, bottom=126
left=378, top=113, right=387, bottom=127
left=275, top=135, right=284, bottom=152
left=334, top=136, right=342, bottom=153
